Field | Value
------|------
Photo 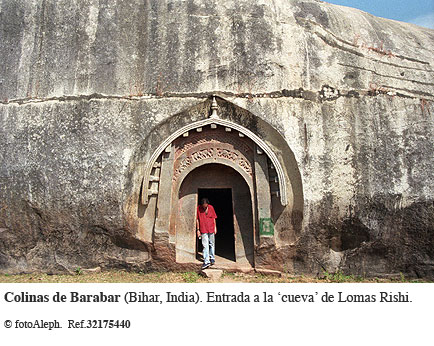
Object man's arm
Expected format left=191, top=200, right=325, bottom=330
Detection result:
left=196, top=219, right=201, bottom=238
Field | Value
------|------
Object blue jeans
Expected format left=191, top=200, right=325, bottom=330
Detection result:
left=201, top=233, right=215, bottom=265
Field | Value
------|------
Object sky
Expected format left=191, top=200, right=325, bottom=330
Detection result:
left=324, top=0, right=434, bottom=29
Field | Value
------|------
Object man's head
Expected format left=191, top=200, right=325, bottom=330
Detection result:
left=200, top=197, right=209, bottom=208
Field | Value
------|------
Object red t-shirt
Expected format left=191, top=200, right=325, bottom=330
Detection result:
left=197, top=205, right=217, bottom=234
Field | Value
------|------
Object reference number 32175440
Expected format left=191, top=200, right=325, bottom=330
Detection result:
left=68, top=320, right=131, bottom=329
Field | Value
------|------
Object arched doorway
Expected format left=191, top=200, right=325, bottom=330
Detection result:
left=176, top=164, right=254, bottom=267
left=127, top=96, right=304, bottom=271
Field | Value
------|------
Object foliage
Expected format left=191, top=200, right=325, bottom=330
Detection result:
left=0, top=270, right=429, bottom=283
left=181, top=271, right=200, bottom=283
left=322, top=270, right=364, bottom=283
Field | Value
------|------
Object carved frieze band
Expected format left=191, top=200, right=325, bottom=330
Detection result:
left=173, top=144, right=253, bottom=182
left=172, top=127, right=254, bottom=182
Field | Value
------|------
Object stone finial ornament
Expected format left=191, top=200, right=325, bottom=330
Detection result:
left=210, top=96, right=219, bottom=119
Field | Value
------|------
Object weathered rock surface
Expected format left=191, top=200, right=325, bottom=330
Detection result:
left=0, top=0, right=433, bottom=278
left=201, top=269, right=223, bottom=280
left=1, top=0, right=433, bottom=101
left=255, top=268, right=282, bottom=277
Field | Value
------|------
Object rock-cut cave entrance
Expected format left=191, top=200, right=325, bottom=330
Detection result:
left=136, top=97, right=303, bottom=271
left=176, top=163, right=254, bottom=268
left=197, top=188, right=235, bottom=262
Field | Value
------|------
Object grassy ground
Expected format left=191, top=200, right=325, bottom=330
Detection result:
left=0, top=270, right=429, bottom=283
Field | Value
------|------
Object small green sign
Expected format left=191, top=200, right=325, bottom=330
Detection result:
left=259, top=218, right=274, bottom=236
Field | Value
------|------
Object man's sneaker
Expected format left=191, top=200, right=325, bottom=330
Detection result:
left=201, top=263, right=210, bottom=270
left=210, top=259, right=215, bottom=266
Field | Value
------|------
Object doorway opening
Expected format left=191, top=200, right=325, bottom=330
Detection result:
left=175, top=163, right=254, bottom=266
left=197, top=188, right=235, bottom=262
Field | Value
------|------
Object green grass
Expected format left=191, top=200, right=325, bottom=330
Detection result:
left=0, top=270, right=429, bottom=283
left=181, top=271, right=201, bottom=283
left=322, top=270, right=364, bottom=283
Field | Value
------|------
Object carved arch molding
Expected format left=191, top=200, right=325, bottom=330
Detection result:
left=141, top=101, right=288, bottom=207
left=135, top=97, right=299, bottom=265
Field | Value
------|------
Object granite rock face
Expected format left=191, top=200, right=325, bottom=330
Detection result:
left=0, top=0, right=433, bottom=277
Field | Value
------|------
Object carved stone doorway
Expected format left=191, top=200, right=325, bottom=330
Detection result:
left=176, top=164, right=254, bottom=267
left=137, top=98, right=303, bottom=271
left=197, top=188, right=235, bottom=262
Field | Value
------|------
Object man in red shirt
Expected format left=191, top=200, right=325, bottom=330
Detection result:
left=196, top=197, right=217, bottom=269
